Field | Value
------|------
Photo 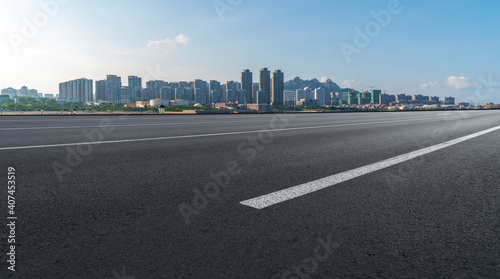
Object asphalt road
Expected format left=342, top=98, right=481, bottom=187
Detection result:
left=1, top=111, right=499, bottom=278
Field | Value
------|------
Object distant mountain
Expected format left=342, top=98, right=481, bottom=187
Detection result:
left=284, top=77, right=350, bottom=93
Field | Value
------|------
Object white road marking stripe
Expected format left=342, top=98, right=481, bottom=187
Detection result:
left=0, top=116, right=462, bottom=151
left=240, top=124, right=500, bottom=209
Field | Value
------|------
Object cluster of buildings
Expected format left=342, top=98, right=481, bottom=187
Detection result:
left=282, top=89, right=458, bottom=109
left=0, top=86, right=55, bottom=99
left=6, top=71, right=491, bottom=111
left=57, top=68, right=285, bottom=110
left=56, top=70, right=461, bottom=111
left=336, top=91, right=455, bottom=108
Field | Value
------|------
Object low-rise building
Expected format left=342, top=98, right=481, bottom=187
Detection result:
left=150, top=98, right=170, bottom=107
left=247, top=104, right=270, bottom=111
left=170, top=99, right=189, bottom=106
left=135, top=101, right=150, bottom=108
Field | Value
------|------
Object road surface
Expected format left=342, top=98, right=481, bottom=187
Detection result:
left=1, top=111, right=499, bottom=278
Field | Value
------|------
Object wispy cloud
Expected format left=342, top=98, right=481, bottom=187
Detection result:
left=146, top=33, right=190, bottom=51
left=341, top=79, right=360, bottom=89
left=420, top=81, right=438, bottom=90
left=446, top=76, right=471, bottom=90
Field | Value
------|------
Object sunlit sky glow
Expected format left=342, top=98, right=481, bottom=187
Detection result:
left=1, top=0, right=500, bottom=103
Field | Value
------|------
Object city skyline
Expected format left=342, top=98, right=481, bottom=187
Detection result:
left=1, top=1, right=500, bottom=104
left=0, top=72, right=466, bottom=106
left=0, top=65, right=495, bottom=105
left=3, top=69, right=469, bottom=112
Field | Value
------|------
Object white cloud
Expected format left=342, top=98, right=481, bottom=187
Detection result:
left=174, top=33, right=190, bottom=44
left=446, top=76, right=471, bottom=90
left=146, top=33, right=190, bottom=50
left=419, top=81, right=438, bottom=90
left=341, top=79, right=360, bottom=88
left=320, top=76, right=328, bottom=83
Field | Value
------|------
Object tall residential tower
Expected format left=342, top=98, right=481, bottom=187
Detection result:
left=128, top=76, right=142, bottom=102
left=105, top=75, right=122, bottom=104
left=95, top=80, right=106, bottom=101
left=259, top=68, right=271, bottom=104
left=241, top=69, right=253, bottom=103
left=272, top=70, right=284, bottom=106
left=59, top=78, right=93, bottom=103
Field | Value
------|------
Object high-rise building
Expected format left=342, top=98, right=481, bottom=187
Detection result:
left=120, top=86, right=132, bottom=102
left=314, top=88, right=325, bottom=106
left=256, top=90, right=268, bottom=104
left=161, top=87, right=175, bottom=101
left=146, top=80, right=168, bottom=99
left=241, top=69, right=253, bottom=103
left=95, top=80, right=106, bottom=101
left=390, top=95, right=397, bottom=103
left=194, top=79, right=208, bottom=104
left=76, top=78, right=93, bottom=103
left=284, top=90, right=296, bottom=106
left=414, top=94, right=425, bottom=103
left=396, top=94, right=407, bottom=103
left=379, top=93, right=391, bottom=105
left=226, top=81, right=238, bottom=103
left=296, top=87, right=314, bottom=106
left=211, top=90, right=223, bottom=103
left=59, top=82, right=68, bottom=99
left=348, top=91, right=358, bottom=105
left=236, top=89, right=249, bottom=104
left=272, top=70, right=284, bottom=106
left=359, top=91, right=371, bottom=105
left=430, top=96, right=440, bottom=102
left=220, top=84, right=227, bottom=102
left=173, top=87, right=194, bottom=101
left=259, top=68, right=271, bottom=104
left=1, top=87, right=17, bottom=97
left=371, top=90, right=381, bottom=104
left=445, top=97, right=455, bottom=105
left=142, top=88, right=155, bottom=101
left=59, top=78, right=93, bottom=103
left=252, top=83, right=259, bottom=103
left=128, top=76, right=142, bottom=102
left=18, top=86, right=29, bottom=97
left=209, top=80, right=221, bottom=104
left=106, top=75, right=122, bottom=103
left=337, top=92, right=348, bottom=101
left=175, top=88, right=186, bottom=100
left=185, top=87, right=195, bottom=101
left=326, top=92, right=337, bottom=106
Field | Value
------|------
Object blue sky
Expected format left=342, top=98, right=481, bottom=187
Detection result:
left=1, top=0, right=500, bottom=103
